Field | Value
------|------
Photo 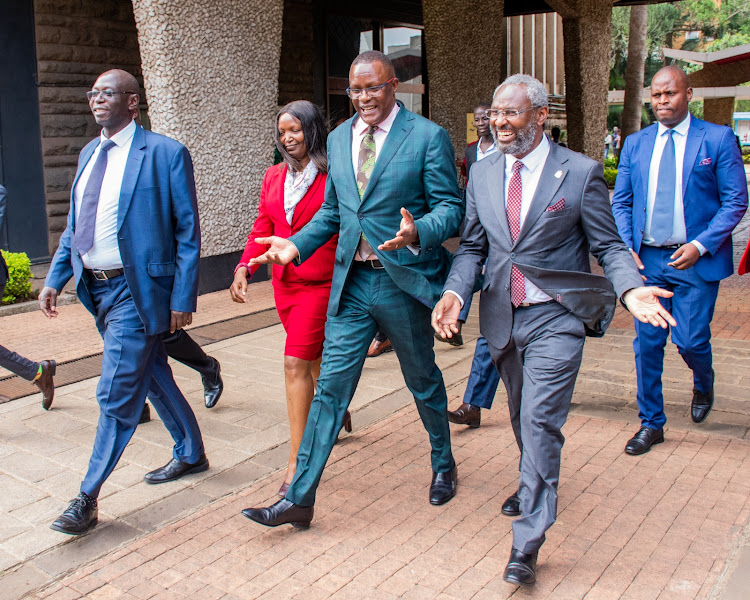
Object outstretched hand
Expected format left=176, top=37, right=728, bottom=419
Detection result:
left=431, top=293, right=462, bottom=340
left=247, top=237, right=299, bottom=267
left=378, top=207, right=419, bottom=251
left=623, top=286, right=676, bottom=329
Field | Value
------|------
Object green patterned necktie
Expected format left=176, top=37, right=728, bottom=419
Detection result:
left=356, top=125, right=378, bottom=199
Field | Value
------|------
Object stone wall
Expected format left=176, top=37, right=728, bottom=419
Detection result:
left=132, top=0, right=285, bottom=258
left=423, top=0, right=505, bottom=165
left=34, top=0, right=143, bottom=252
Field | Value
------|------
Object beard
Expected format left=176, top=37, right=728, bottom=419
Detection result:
left=492, top=119, right=538, bottom=157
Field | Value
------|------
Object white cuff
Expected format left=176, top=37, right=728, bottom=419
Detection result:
left=690, top=240, right=707, bottom=256
left=443, top=290, right=465, bottom=308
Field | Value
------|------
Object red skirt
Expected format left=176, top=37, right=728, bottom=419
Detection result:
left=273, top=280, right=331, bottom=361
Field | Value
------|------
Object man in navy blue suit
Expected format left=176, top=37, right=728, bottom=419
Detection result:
left=612, top=66, right=748, bottom=455
left=40, top=69, right=208, bottom=535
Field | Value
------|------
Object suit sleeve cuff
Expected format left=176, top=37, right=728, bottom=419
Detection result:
left=443, top=290, right=465, bottom=307
left=690, top=240, right=707, bottom=256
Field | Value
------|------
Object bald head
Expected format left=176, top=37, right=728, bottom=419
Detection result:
left=650, top=66, right=692, bottom=128
left=99, top=69, right=140, bottom=94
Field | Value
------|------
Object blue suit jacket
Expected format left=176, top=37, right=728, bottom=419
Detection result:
left=46, top=126, right=201, bottom=336
left=611, top=117, right=748, bottom=282
left=290, top=106, right=464, bottom=314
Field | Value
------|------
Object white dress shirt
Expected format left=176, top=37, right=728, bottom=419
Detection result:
left=643, top=113, right=705, bottom=254
left=351, top=103, right=418, bottom=260
left=476, top=139, right=498, bottom=162
left=74, top=120, right=136, bottom=269
left=447, top=135, right=553, bottom=307
left=503, top=135, right=553, bottom=304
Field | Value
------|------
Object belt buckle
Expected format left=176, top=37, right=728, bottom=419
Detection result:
left=371, top=259, right=385, bottom=270
left=91, top=270, right=107, bottom=281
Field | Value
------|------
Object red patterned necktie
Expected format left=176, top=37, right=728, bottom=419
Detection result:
left=507, top=160, right=526, bottom=307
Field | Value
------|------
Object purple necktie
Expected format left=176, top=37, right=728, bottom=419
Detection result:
left=75, top=139, right=116, bottom=255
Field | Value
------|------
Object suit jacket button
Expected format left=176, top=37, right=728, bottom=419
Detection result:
left=505, top=284, right=509, bottom=290
left=358, top=214, right=364, bottom=220
left=510, top=252, right=515, bottom=259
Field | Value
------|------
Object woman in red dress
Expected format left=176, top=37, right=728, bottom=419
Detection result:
left=230, top=100, right=348, bottom=496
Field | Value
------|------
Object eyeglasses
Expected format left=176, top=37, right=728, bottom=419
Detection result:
left=485, top=107, right=541, bottom=120
left=86, top=90, right=137, bottom=101
left=346, top=77, right=395, bottom=99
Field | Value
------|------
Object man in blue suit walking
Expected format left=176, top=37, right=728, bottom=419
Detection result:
left=241, top=51, right=465, bottom=528
left=39, top=69, right=208, bottom=534
left=612, top=66, right=748, bottom=455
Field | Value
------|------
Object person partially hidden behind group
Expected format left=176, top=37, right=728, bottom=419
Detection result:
left=230, top=100, right=351, bottom=497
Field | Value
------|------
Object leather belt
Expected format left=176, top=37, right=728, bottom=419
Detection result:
left=85, top=268, right=124, bottom=281
left=657, top=244, right=681, bottom=250
left=353, top=259, right=385, bottom=270
left=516, top=299, right=556, bottom=309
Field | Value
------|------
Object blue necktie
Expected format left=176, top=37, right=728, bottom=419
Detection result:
left=651, top=129, right=676, bottom=246
left=75, top=139, right=116, bottom=255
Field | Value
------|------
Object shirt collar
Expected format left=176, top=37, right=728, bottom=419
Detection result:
left=507, top=133, right=550, bottom=173
left=657, top=113, right=690, bottom=138
left=354, top=102, right=400, bottom=135
left=101, top=120, right=136, bottom=148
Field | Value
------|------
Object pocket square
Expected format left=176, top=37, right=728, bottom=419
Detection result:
left=546, top=198, right=565, bottom=212
left=698, top=157, right=712, bottom=166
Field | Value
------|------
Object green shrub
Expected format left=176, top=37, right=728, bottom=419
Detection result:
left=2, top=250, right=33, bottom=304
left=604, top=155, right=619, bottom=169
left=603, top=168, right=618, bottom=188
left=743, top=153, right=750, bottom=164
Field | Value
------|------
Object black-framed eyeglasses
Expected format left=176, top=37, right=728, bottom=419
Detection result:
left=346, top=77, right=395, bottom=99
left=485, top=107, right=541, bottom=120
left=86, top=90, right=137, bottom=101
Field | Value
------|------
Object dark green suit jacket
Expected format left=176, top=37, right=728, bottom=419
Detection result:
left=291, top=106, right=464, bottom=315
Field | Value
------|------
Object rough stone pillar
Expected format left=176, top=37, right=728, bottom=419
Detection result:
left=131, top=0, right=284, bottom=258
left=703, top=97, right=735, bottom=126
left=422, top=0, right=505, bottom=165
left=548, top=0, right=613, bottom=160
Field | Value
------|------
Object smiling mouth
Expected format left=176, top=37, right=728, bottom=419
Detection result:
left=494, top=129, right=516, bottom=140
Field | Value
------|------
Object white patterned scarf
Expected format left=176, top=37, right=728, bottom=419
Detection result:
left=284, top=162, right=318, bottom=225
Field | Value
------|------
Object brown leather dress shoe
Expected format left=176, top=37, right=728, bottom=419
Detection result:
left=367, top=338, right=393, bottom=357
left=447, top=403, right=480, bottom=428
left=35, top=360, right=56, bottom=410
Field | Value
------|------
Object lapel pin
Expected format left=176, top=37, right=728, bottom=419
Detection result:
left=555, top=170, right=563, bottom=179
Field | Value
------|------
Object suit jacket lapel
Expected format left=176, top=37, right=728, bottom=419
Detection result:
left=360, top=108, right=412, bottom=204
left=682, top=118, right=705, bottom=199
left=640, top=125, right=657, bottom=203
left=291, top=171, right=323, bottom=228
left=71, top=142, right=98, bottom=229
left=516, top=143, right=568, bottom=246
left=486, top=153, right=512, bottom=244
left=117, top=126, right=145, bottom=231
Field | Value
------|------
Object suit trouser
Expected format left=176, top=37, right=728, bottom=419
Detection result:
left=0, top=345, right=39, bottom=381
left=462, top=336, right=500, bottom=410
left=162, top=329, right=215, bottom=379
left=634, top=245, right=719, bottom=430
left=81, top=274, right=204, bottom=498
left=285, top=265, right=455, bottom=507
left=487, top=302, right=585, bottom=555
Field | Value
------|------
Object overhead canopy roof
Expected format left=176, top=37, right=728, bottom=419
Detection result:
left=662, top=43, right=750, bottom=66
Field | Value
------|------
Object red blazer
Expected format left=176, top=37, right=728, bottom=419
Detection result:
left=239, top=164, right=337, bottom=284
left=739, top=238, right=750, bottom=275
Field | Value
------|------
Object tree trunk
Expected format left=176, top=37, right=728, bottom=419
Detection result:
left=621, top=5, right=648, bottom=145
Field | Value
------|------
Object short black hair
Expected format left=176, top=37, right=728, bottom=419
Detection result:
left=274, top=100, right=328, bottom=173
left=351, top=51, right=396, bottom=78
left=475, top=102, right=491, bottom=111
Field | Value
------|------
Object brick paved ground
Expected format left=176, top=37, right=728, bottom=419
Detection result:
left=21, top=405, right=750, bottom=600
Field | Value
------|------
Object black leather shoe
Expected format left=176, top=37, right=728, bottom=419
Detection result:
left=50, top=492, right=98, bottom=535
left=447, top=403, right=480, bottom=428
left=503, top=548, right=538, bottom=586
left=36, top=360, right=56, bottom=410
left=691, top=370, right=714, bottom=423
left=144, top=454, right=209, bottom=484
left=624, top=427, right=664, bottom=456
left=242, top=498, right=314, bottom=529
left=502, top=491, right=521, bottom=516
left=139, top=402, right=151, bottom=424
left=203, top=357, right=223, bottom=409
left=429, top=466, right=457, bottom=505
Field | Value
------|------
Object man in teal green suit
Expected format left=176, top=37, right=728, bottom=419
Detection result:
left=242, top=51, right=465, bottom=528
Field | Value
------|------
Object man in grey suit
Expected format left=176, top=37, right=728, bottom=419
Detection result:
left=432, top=74, right=675, bottom=586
